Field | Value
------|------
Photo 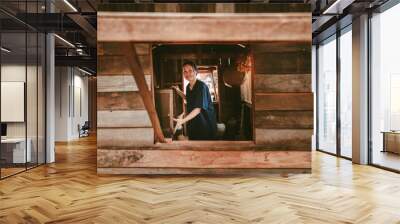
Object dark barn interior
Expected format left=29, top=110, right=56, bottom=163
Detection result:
left=153, top=44, right=253, bottom=141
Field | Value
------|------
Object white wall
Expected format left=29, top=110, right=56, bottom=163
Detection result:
left=55, top=66, right=69, bottom=141
left=1, top=63, right=46, bottom=164
left=1, top=64, right=34, bottom=138
left=55, top=67, right=89, bottom=141
left=1, top=65, right=26, bottom=144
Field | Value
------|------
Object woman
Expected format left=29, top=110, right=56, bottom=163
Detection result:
left=173, top=61, right=217, bottom=140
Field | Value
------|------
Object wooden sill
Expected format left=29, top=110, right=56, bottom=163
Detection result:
left=154, top=140, right=258, bottom=151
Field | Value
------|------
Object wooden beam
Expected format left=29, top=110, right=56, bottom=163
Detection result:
left=255, top=93, right=313, bottom=111
left=98, top=110, right=152, bottom=128
left=254, top=74, right=311, bottom=93
left=254, top=111, right=313, bottom=129
left=97, top=149, right=311, bottom=169
left=98, top=12, right=311, bottom=43
left=253, top=51, right=311, bottom=74
left=99, top=42, right=150, bottom=56
left=97, top=167, right=310, bottom=175
left=98, top=128, right=154, bottom=147
left=97, top=92, right=145, bottom=111
left=121, top=43, right=166, bottom=143
left=97, top=75, right=152, bottom=92
left=98, top=140, right=310, bottom=151
left=255, top=129, right=313, bottom=149
left=98, top=55, right=153, bottom=75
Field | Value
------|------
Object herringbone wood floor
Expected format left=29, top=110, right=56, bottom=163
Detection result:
left=1, top=135, right=400, bottom=224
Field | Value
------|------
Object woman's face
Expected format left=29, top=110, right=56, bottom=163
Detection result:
left=183, top=64, right=196, bottom=82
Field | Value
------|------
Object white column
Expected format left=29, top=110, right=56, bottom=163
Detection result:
left=46, top=33, right=55, bottom=163
left=45, top=1, right=55, bottom=163
left=352, top=14, right=369, bottom=164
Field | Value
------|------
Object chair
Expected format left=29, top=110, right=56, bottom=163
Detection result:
left=79, top=121, right=90, bottom=138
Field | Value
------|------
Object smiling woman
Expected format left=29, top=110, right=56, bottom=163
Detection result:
left=174, top=60, right=217, bottom=140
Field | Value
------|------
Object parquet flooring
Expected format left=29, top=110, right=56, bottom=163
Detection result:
left=0, top=135, right=400, bottom=224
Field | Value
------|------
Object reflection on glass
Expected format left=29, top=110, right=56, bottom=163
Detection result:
left=0, top=1, right=47, bottom=179
left=371, top=4, right=400, bottom=171
left=27, top=31, right=38, bottom=169
left=38, top=33, right=46, bottom=165
left=318, top=36, right=337, bottom=154
left=340, top=28, right=352, bottom=158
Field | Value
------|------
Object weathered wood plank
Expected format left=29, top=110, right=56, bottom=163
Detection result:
left=97, top=149, right=311, bottom=168
left=121, top=43, right=165, bottom=143
left=255, top=129, right=312, bottom=149
left=97, top=167, right=310, bottom=175
left=254, top=74, right=311, bottom=93
left=98, top=42, right=151, bottom=56
left=255, top=111, right=313, bottom=129
left=98, top=3, right=310, bottom=13
left=251, top=43, right=310, bottom=53
left=97, top=110, right=152, bottom=128
left=98, top=140, right=310, bottom=151
left=98, top=12, right=311, bottom=42
left=97, top=128, right=154, bottom=147
left=255, top=93, right=313, bottom=111
left=253, top=51, right=311, bottom=74
left=97, top=92, right=145, bottom=111
left=97, top=75, right=152, bottom=92
left=215, top=3, right=235, bottom=13
left=98, top=55, right=152, bottom=75
left=154, top=3, right=179, bottom=13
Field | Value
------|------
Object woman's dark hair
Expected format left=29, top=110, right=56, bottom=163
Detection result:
left=182, top=60, right=197, bottom=73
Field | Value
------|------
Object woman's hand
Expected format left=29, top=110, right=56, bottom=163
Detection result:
left=172, top=117, right=184, bottom=135
left=173, top=112, right=186, bottom=133
left=171, top=85, right=186, bottom=102
left=173, top=118, right=184, bottom=127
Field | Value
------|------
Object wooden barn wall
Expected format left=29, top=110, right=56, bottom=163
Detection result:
left=97, top=43, right=154, bottom=148
left=252, top=43, right=313, bottom=150
left=98, top=3, right=310, bottom=13
left=96, top=4, right=312, bottom=174
left=88, top=76, right=97, bottom=132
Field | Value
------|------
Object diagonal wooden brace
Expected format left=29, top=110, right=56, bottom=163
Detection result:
left=121, top=42, right=166, bottom=143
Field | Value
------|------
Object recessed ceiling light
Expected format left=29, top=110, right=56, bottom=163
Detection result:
left=54, top=34, right=75, bottom=48
left=1, top=47, right=11, bottom=53
left=78, top=67, right=93, bottom=76
left=63, top=0, right=78, bottom=12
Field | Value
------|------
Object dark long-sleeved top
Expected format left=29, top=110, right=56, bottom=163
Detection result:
left=185, top=80, right=217, bottom=140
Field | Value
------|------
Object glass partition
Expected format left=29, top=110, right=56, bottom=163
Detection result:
left=1, top=30, right=28, bottom=177
left=370, top=3, right=400, bottom=171
left=339, top=27, right=352, bottom=158
left=0, top=1, right=46, bottom=179
left=317, top=35, right=337, bottom=154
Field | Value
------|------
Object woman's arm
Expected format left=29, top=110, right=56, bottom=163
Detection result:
left=171, top=85, right=187, bottom=104
left=182, top=108, right=201, bottom=123
left=173, top=108, right=201, bottom=126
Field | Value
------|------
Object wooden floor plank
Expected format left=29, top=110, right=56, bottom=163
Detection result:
left=1, top=135, right=400, bottom=223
